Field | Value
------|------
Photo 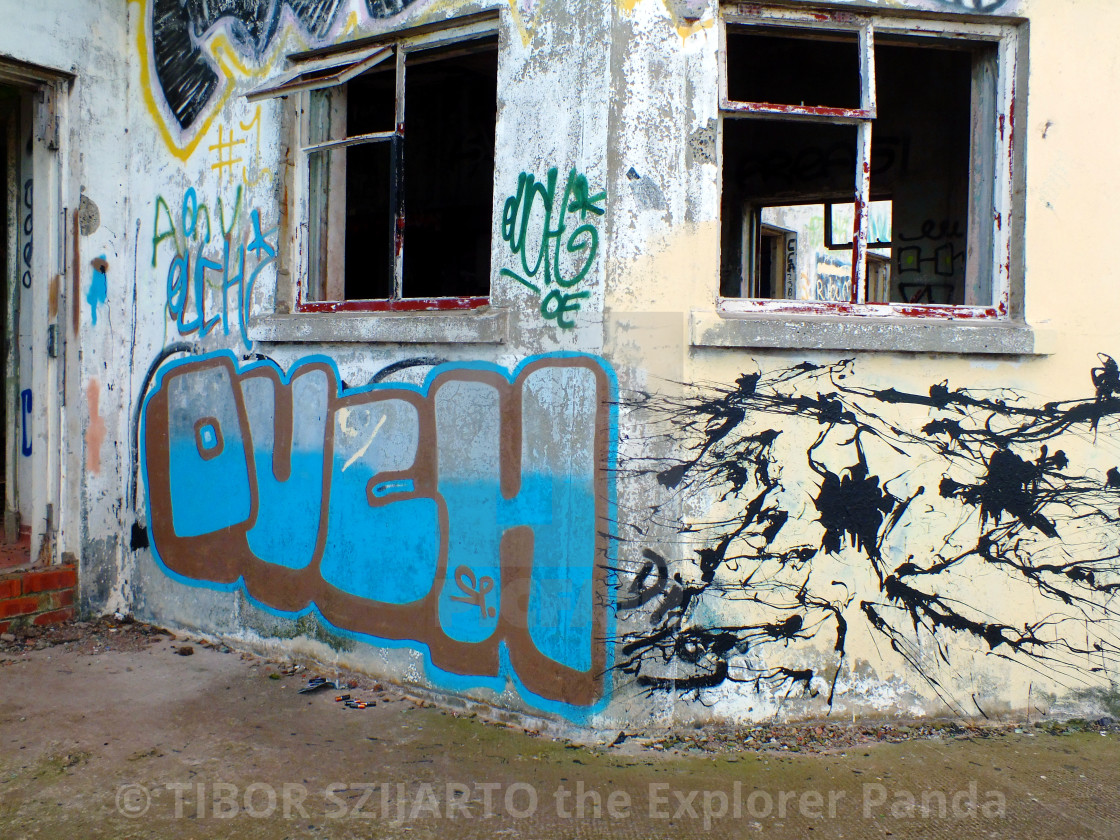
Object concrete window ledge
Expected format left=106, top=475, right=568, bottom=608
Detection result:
left=248, top=308, right=509, bottom=344
left=690, top=311, right=1053, bottom=356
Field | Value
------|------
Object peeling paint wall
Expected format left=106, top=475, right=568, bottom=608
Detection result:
left=4, top=0, right=1120, bottom=729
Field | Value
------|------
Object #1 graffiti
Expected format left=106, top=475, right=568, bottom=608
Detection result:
left=621, top=355, right=1120, bottom=714
left=141, top=351, right=617, bottom=712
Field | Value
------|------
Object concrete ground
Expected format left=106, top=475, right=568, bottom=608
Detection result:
left=1, top=619, right=1118, bottom=840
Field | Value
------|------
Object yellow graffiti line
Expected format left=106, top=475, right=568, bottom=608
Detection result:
left=239, top=106, right=274, bottom=186
left=676, top=16, right=714, bottom=39
left=504, top=0, right=534, bottom=48
left=342, top=413, right=387, bottom=472
left=130, top=0, right=239, bottom=161
left=616, top=0, right=643, bottom=15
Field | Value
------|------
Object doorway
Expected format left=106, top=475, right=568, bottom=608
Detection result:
left=0, top=82, right=29, bottom=565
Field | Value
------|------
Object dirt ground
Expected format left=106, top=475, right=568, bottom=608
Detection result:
left=1, top=617, right=1118, bottom=839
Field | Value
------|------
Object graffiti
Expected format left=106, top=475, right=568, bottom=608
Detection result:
left=896, top=218, right=964, bottom=303
left=237, top=106, right=273, bottom=186
left=934, top=0, right=1010, bottom=10
left=141, top=352, right=617, bottom=712
left=736, top=137, right=907, bottom=194
left=21, top=179, right=31, bottom=289
left=499, top=168, right=606, bottom=329
left=151, top=187, right=276, bottom=349
left=814, top=253, right=851, bottom=302
left=783, top=236, right=796, bottom=300
left=621, top=355, right=1120, bottom=713
left=88, top=257, right=109, bottom=325
left=20, top=389, right=32, bottom=457
left=146, top=0, right=421, bottom=140
left=784, top=0, right=1010, bottom=15
left=209, top=124, right=246, bottom=183
left=151, top=0, right=343, bottom=132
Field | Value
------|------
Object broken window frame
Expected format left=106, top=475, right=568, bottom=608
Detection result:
left=717, top=5, right=1018, bottom=319
left=257, top=12, right=499, bottom=314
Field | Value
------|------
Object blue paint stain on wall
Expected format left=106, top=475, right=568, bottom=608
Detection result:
left=87, top=256, right=108, bottom=325
left=139, top=350, right=618, bottom=720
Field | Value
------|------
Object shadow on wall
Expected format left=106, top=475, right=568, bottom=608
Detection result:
left=619, top=354, right=1120, bottom=716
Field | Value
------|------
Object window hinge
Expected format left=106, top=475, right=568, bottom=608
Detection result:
left=47, top=323, right=59, bottom=358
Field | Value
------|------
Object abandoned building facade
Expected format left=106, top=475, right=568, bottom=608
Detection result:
left=1, top=0, right=1117, bottom=729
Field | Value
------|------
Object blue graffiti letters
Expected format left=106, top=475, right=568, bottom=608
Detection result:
left=142, top=352, right=616, bottom=710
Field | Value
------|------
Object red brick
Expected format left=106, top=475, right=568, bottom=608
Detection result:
left=32, top=607, right=75, bottom=626
left=38, top=589, right=76, bottom=611
left=0, top=595, right=40, bottom=618
left=22, top=566, right=77, bottom=594
left=0, top=578, right=20, bottom=600
left=0, top=620, right=9, bottom=634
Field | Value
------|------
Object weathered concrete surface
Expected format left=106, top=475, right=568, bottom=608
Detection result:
left=1, top=623, right=1118, bottom=839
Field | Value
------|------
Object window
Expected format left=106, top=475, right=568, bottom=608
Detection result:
left=718, top=8, right=1017, bottom=318
left=253, top=15, right=498, bottom=312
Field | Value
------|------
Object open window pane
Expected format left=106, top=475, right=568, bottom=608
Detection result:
left=346, top=63, right=395, bottom=137
left=721, top=120, right=859, bottom=299
left=246, top=45, right=392, bottom=102
left=401, top=40, right=497, bottom=299
left=720, top=24, right=998, bottom=310
left=747, top=204, right=890, bottom=303
left=874, top=38, right=985, bottom=305
left=725, top=27, right=861, bottom=109
left=308, top=142, right=393, bottom=301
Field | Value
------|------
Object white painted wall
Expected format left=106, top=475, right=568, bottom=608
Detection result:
left=2, top=0, right=1117, bottom=729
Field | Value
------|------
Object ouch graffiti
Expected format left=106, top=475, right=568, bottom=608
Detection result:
left=141, top=352, right=617, bottom=711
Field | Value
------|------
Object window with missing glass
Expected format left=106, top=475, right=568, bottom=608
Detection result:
left=718, top=8, right=1017, bottom=318
left=252, top=15, right=498, bottom=312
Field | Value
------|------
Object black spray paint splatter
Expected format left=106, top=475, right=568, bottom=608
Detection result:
left=617, top=356, right=1120, bottom=714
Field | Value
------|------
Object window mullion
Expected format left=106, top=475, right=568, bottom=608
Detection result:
left=852, top=120, right=872, bottom=304
left=852, top=22, right=874, bottom=305
left=390, top=46, right=406, bottom=301
left=860, top=21, right=876, bottom=115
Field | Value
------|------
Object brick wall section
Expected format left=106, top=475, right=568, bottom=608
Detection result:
left=0, top=565, right=77, bottom=632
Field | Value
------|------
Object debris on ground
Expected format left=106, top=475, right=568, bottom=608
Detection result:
left=0, top=614, right=173, bottom=657
left=619, top=716, right=1120, bottom=757
left=3, top=617, right=1116, bottom=756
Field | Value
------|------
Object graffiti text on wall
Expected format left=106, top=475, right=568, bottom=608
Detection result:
left=934, top=0, right=1009, bottom=10
left=142, top=352, right=617, bottom=713
left=621, top=355, right=1120, bottom=713
left=21, top=179, right=32, bottom=289
left=20, top=389, right=32, bottom=457
left=142, top=0, right=418, bottom=157
left=151, top=186, right=276, bottom=350
left=500, top=168, right=606, bottom=330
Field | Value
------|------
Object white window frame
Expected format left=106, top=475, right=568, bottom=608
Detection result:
left=717, top=4, right=1018, bottom=320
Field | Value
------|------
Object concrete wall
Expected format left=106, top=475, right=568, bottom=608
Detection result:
left=3, top=0, right=1118, bottom=731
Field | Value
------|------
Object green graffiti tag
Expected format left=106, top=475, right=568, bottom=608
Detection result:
left=500, top=167, right=606, bottom=329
